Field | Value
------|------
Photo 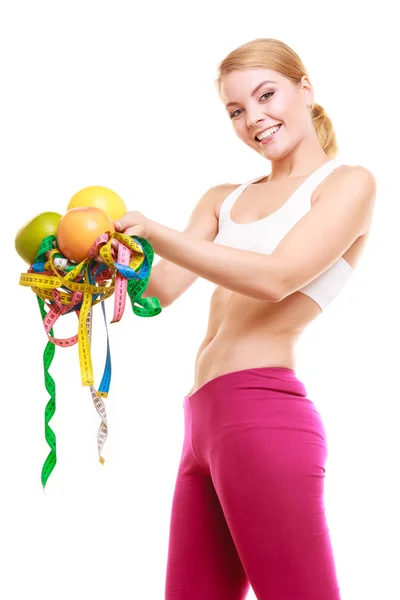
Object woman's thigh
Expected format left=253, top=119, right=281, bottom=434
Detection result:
left=167, top=367, right=341, bottom=599
left=194, top=368, right=341, bottom=600
left=164, top=400, right=249, bottom=600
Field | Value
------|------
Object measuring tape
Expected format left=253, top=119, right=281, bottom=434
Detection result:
left=19, top=231, right=162, bottom=489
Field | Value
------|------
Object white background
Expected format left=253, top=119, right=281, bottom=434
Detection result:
left=1, top=1, right=399, bottom=599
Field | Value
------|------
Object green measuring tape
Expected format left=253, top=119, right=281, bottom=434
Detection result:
left=20, top=231, right=162, bottom=489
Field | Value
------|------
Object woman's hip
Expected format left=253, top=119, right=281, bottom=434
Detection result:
left=183, top=366, right=328, bottom=468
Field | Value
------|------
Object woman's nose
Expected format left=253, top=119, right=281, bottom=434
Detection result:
left=246, top=112, right=266, bottom=129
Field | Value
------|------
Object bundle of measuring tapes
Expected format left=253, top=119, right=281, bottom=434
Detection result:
left=19, top=230, right=162, bottom=489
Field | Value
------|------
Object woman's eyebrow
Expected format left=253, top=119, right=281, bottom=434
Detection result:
left=225, top=80, right=277, bottom=109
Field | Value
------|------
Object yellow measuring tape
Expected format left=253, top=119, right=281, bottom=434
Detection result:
left=19, top=230, right=162, bottom=487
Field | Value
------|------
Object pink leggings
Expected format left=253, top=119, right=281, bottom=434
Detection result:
left=164, top=367, right=341, bottom=600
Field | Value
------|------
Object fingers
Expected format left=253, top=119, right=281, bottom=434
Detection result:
left=115, top=211, right=141, bottom=233
left=91, top=224, right=134, bottom=265
left=115, top=215, right=128, bottom=231
left=94, top=238, right=118, bottom=264
left=122, top=227, right=137, bottom=237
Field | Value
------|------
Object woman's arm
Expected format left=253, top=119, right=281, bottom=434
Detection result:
left=145, top=220, right=282, bottom=302
left=118, top=166, right=375, bottom=303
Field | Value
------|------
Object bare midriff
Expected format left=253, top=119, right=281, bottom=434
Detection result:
left=186, top=287, right=318, bottom=397
left=185, top=164, right=371, bottom=398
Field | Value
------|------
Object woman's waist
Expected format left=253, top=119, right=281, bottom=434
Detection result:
left=191, top=332, right=297, bottom=393
left=200, top=327, right=299, bottom=361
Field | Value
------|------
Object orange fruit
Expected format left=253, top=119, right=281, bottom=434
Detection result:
left=57, top=206, right=115, bottom=264
left=66, top=186, right=127, bottom=221
left=15, top=211, right=62, bottom=264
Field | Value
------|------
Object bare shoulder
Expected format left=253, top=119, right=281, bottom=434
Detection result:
left=349, top=165, right=377, bottom=194
left=317, top=163, right=377, bottom=237
left=317, top=163, right=377, bottom=202
left=329, top=163, right=376, bottom=188
left=347, top=166, right=377, bottom=230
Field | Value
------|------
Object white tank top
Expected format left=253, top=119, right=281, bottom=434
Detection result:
left=213, top=159, right=354, bottom=311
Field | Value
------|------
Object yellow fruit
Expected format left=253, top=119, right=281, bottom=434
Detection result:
left=57, top=206, right=115, bottom=264
left=15, top=211, right=62, bottom=264
left=67, top=186, right=127, bottom=221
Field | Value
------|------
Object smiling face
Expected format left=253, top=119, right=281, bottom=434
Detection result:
left=220, top=68, right=315, bottom=159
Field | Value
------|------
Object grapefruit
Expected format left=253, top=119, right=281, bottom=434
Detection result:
left=15, top=211, right=62, bottom=264
left=57, top=206, right=115, bottom=264
left=67, top=186, right=127, bottom=221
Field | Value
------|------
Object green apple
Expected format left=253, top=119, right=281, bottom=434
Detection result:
left=15, top=211, right=62, bottom=264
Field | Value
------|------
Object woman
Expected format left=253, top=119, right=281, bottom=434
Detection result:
left=116, top=39, right=376, bottom=600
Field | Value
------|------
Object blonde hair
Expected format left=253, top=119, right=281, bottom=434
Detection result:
left=215, top=38, right=338, bottom=159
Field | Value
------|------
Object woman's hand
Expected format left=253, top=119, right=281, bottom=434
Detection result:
left=114, top=210, right=153, bottom=241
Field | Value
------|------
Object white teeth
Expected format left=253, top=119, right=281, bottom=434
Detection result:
left=257, top=125, right=280, bottom=141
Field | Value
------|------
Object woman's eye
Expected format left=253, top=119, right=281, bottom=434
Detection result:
left=230, top=92, right=274, bottom=119
left=260, top=92, right=274, bottom=101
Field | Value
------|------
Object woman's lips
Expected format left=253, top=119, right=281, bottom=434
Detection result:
left=259, top=124, right=282, bottom=144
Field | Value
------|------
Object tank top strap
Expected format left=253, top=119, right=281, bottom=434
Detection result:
left=300, top=159, right=345, bottom=195
left=218, top=159, right=345, bottom=224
